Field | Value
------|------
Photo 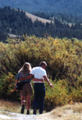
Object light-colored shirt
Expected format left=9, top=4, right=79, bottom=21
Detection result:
left=31, top=66, right=47, bottom=83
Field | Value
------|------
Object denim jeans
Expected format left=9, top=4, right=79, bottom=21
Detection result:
left=33, top=83, right=45, bottom=114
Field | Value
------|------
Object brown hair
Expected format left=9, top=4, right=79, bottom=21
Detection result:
left=39, top=61, right=47, bottom=66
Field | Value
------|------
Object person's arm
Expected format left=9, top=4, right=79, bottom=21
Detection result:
left=15, top=79, right=18, bottom=85
left=20, top=74, right=43, bottom=82
left=32, top=78, right=44, bottom=82
left=20, top=74, right=33, bottom=81
left=43, top=76, right=53, bottom=87
left=14, top=79, right=18, bottom=91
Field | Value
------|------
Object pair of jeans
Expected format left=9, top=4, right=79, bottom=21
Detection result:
left=33, top=83, right=45, bottom=114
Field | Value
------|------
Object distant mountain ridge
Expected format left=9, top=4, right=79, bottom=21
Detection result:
left=0, top=0, right=82, bottom=16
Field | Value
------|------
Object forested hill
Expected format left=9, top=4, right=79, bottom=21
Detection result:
left=0, top=0, right=82, bottom=17
left=1, top=7, right=82, bottom=42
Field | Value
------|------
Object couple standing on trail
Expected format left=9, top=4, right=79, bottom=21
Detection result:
left=15, top=61, right=53, bottom=115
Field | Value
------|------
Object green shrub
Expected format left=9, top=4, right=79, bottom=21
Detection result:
left=45, top=79, right=69, bottom=111
left=0, top=73, right=19, bottom=100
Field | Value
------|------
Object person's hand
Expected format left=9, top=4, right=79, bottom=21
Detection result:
left=49, top=83, right=53, bottom=87
left=14, top=86, right=17, bottom=91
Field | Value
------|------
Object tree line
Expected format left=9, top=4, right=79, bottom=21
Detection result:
left=0, top=6, right=82, bottom=42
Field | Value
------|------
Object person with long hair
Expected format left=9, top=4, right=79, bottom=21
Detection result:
left=15, top=62, right=43, bottom=114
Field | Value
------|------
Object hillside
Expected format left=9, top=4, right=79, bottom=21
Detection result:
left=0, top=7, right=54, bottom=42
left=0, top=0, right=82, bottom=16
left=1, top=6, right=82, bottom=42
left=25, top=12, right=52, bottom=23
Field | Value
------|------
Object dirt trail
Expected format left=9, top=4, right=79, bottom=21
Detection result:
left=0, top=100, right=82, bottom=120
left=0, top=111, right=42, bottom=120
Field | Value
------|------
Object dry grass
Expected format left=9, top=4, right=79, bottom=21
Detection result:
left=25, top=12, right=53, bottom=24
left=0, top=99, right=21, bottom=113
left=38, top=102, right=82, bottom=120
left=0, top=100, right=82, bottom=120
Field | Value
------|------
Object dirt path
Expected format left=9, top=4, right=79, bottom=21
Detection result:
left=0, top=111, right=42, bottom=120
left=0, top=100, right=82, bottom=120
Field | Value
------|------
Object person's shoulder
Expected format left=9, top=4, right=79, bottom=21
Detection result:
left=16, top=71, right=21, bottom=79
left=17, top=71, right=23, bottom=76
left=38, top=67, right=46, bottom=72
left=41, top=67, right=46, bottom=72
left=32, top=66, right=45, bottom=72
left=32, top=66, right=39, bottom=70
left=32, top=66, right=42, bottom=72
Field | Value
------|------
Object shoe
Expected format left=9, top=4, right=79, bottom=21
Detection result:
left=21, top=105, right=25, bottom=114
left=27, top=110, right=30, bottom=115
left=33, top=108, right=36, bottom=114
left=39, top=110, right=43, bottom=114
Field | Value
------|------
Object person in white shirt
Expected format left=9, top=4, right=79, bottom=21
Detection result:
left=20, top=61, right=53, bottom=114
left=31, top=61, right=53, bottom=114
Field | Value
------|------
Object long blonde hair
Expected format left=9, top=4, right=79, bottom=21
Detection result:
left=18, top=62, right=32, bottom=73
